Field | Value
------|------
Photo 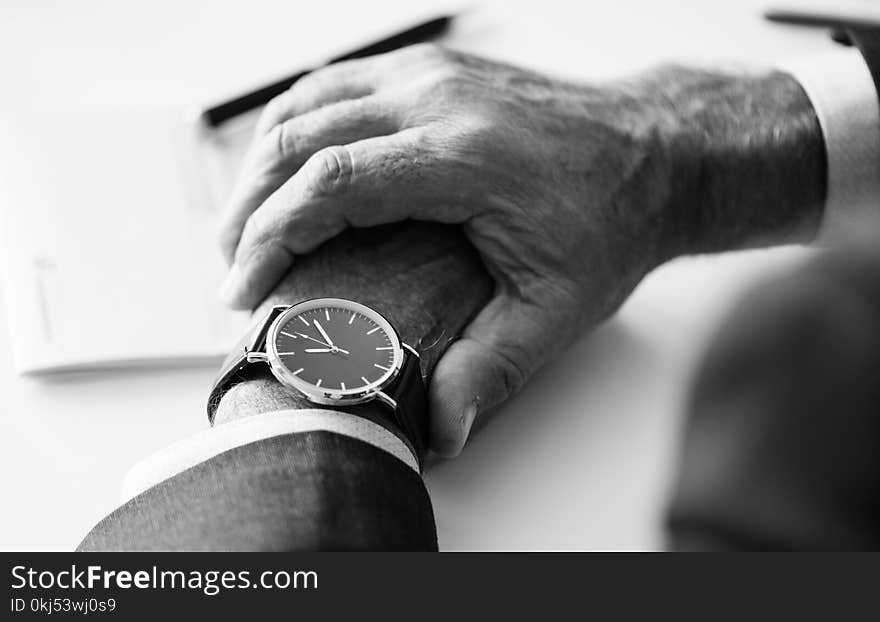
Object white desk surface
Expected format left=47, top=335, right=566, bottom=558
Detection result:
left=0, top=0, right=828, bottom=550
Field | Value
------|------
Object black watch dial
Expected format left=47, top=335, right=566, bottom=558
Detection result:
left=269, top=299, right=401, bottom=398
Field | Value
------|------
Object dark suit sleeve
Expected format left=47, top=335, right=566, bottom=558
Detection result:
left=77, top=431, right=437, bottom=551
left=666, top=246, right=880, bottom=550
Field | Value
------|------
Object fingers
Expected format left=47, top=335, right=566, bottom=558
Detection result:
left=253, top=58, right=381, bottom=137
left=219, top=129, right=464, bottom=309
left=218, top=244, right=295, bottom=313
left=251, top=43, right=444, bottom=137
left=219, top=43, right=460, bottom=265
left=219, top=95, right=402, bottom=263
left=427, top=294, right=546, bottom=457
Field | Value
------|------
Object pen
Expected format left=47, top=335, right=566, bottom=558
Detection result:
left=764, top=4, right=880, bottom=31
left=200, top=15, right=454, bottom=128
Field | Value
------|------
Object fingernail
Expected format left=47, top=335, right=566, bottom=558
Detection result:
left=461, top=397, right=480, bottom=439
left=218, top=263, right=242, bottom=307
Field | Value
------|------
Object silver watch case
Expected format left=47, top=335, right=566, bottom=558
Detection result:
left=259, top=298, right=407, bottom=408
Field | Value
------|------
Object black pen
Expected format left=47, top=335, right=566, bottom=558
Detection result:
left=200, top=15, right=454, bottom=128
left=764, top=5, right=880, bottom=30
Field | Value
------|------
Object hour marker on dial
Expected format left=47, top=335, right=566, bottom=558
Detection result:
left=376, top=346, right=393, bottom=350
left=292, top=367, right=304, bottom=375
left=298, top=316, right=310, bottom=326
left=374, top=363, right=390, bottom=372
left=366, top=326, right=380, bottom=335
left=348, top=313, right=356, bottom=325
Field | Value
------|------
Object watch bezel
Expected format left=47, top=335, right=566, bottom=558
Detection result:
left=265, top=298, right=405, bottom=406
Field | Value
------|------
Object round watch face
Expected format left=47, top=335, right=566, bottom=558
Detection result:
left=266, top=298, right=403, bottom=404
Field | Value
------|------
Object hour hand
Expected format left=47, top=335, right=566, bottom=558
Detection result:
left=304, top=346, right=350, bottom=355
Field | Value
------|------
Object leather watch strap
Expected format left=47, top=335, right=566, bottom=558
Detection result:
left=207, top=306, right=288, bottom=423
left=387, top=350, right=429, bottom=461
left=206, top=304, right=429, bottom=462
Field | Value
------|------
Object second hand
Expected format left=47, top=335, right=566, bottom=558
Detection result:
left=295, top=332, right=350, bottom=355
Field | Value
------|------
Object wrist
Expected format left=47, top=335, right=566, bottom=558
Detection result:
left=212, top=325, right=423, bottom=458
left=644, top=65, right=827, bottom=260
left=213, top=371, right=312, bottom=425
left=214, top=372, right=419, bottom=454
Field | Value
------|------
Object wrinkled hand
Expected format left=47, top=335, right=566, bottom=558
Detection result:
left=219, top=45, right=675, bottom=455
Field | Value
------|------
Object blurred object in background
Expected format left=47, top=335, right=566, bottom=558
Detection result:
left=668, top=221, right=880, bottom=550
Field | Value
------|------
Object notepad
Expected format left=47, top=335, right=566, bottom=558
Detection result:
left=0, top=104, right=255, bottom=373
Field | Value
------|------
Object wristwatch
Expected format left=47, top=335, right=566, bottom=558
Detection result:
left=207, top=298, right=428, bottom=459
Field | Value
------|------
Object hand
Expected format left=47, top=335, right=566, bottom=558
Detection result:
left=218, top=45, right=825, bottom=455
left=217, top=46, right=668, bottom=455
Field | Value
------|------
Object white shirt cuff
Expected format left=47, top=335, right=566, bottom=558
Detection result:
left=121, top=409, right=419, bottom=503
left=778, top=48, right=880, bottom=239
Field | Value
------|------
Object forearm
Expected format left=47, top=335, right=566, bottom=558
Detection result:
left=641, top=66, right=827, bottom=258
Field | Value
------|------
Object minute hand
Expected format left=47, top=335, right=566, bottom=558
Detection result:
left=313, top=319, right=334, bottom=347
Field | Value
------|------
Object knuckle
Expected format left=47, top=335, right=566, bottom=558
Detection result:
left=403, top=42, right=447, bottom=63
left=431, top=118, right=497, bottom=171
left=262, top=123, right=285, bottom=162
left=236, top=214, right=261, bottom=255
left=400, top=126, right=434, bottom=158
left=487, top=346, right=528, bottom=399
left=391, top=43, right=458, bottom=77
left=414, top=66, right=471, bottom=107
left=217, top=217, right=240, bottom=253
left=428, top=65, right=463, bottom=88
left=302, top=145, right=354, bottom=197
left=274, top=120, right=302, bottom=160
left=256, top=93, right=286, bottom=133
left=289, top=70, right=320, bottom=97
left=238, top=207, right=275, bottom=254
left=286, top=64, right=342, bottom=100
left=236, top=226, right=279, bottom=267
